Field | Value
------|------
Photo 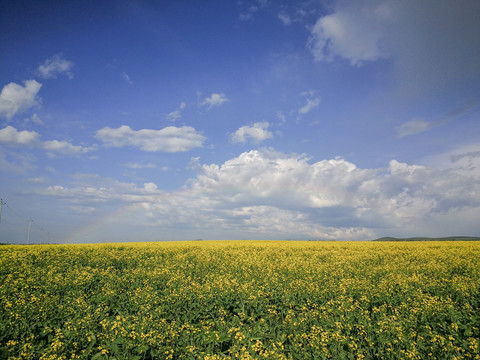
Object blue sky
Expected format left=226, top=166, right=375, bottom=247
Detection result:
left=1, top=0, right=480, bottom=243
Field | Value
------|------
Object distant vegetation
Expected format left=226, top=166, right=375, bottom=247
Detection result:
left=373, top=236, right=480, bottom=241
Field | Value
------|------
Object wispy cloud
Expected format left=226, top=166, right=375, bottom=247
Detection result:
left=397, top=101, right=480, bottom=137
left=166, top=102, right=187, bottom=122
left=0, top=149, right=35, bottom=174
left=278, top=13, right=291, bottom=25
left=123, top=162, right=157, bottom=169
left=299, top=92, right=320, bottom=114
left=396, top=118, right=433, bottom=137
left=276, top=111, right=287, bottom=124
left=166, top=110, right=181, bottom=122
left=25, top=113, right=44, bottom=125
left=122, top=71, right=133, bottom=85
left=37, top=54, right=74, bottom=79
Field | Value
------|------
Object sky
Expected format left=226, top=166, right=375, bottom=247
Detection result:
left=1, top=0, right=480, bottom=243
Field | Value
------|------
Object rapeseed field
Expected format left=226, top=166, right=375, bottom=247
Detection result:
left=0, top=241, right=479, bottom=359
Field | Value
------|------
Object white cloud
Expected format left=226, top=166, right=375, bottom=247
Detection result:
left=143, top=182, right=158, bottom=191
left=423, top=142, right=480, bottom=177
left=43, top=140, right=97, bottom=155
left=231, top=121, right=273, bottom=144
left=25, top=113, right=44, bottom=125
left=166, top=102, right=187, bottom=122
left=397, top=102, right=480, bottom=138
left=239, top=13, right=254, bottom=22
left=38, top=146, right=480, bottom=241
left=308, top=2, right=389, bottom=65
left=122, top=71, right=133, bottom=85
left=42, top=175, right=164, bottom=205
left=0, top=149, right=36, bottom=174
left=308, top=0, right=480, bottom=93
left=37, top=54, right=74, bottom=79
left=166, top=110, right=182, bottom=122
left=186, top=149, right=480, bottom=238
left=200, top=93, right=229, bottom=108
left=95, top=125, right=205, bottom=152
left=239, top=3, right=259, bottom=22
left=27, top=177, right=48, bottom=183
left=276, top=111, right=287, bottom=123
left=123, top=162, right=157, bottom=169
left=0, top=125, right=40, bottom=144
left=299, top=96, right=321, bottom=115
left=278, top=13, right=291, bottom=25
left=0, top=125, right=95, bottom=155
left=0, top=80, right=42, bottom=119
left=68, top=205, right=98, bottom=214
left=396, top=118, right=433, bottom=137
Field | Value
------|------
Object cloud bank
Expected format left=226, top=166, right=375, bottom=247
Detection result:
left=42, top=147, right=480, bottom=241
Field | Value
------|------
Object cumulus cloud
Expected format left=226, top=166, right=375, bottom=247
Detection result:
left=37, top=54, right=74, bottom=79
left=0, top=125, right=95, bottom=155
left=187, top=149, right=480, bottom=237
left=95, top=125, right=205, bottom=152
left=200, top=93, right=229, bottom=108
left=36, top=146, right=480, bottom=241
left=231, top=121, right=273, bottom=144
left=0, top=80, right=42, bottom=119
left=0, top=125, right=40, bottom=145
left=308, top=0, right=480, bottom=93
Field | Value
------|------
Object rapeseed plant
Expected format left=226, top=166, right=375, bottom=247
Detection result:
left=0, top=241, right=478, bottom=359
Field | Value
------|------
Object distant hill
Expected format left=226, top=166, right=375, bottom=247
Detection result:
left=373, top=236, right=480, bottom=242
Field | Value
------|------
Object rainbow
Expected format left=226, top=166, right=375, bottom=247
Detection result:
left=61, top=203, right=143, bottom=244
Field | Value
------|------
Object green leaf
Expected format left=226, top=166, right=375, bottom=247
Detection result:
left=91, top=352, right=104, bottom=360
